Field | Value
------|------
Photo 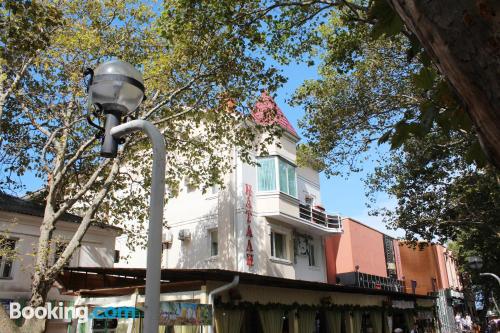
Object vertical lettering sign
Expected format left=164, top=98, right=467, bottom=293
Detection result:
left=244, top=184, right=254, bottom=267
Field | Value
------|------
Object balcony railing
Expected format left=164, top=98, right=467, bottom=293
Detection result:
left=337, top=271, right=405, bottom=293
left=299, top=203, right=342, bottom=229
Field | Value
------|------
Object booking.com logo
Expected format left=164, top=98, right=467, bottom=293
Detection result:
left=9, top=302, right=142, bottom=323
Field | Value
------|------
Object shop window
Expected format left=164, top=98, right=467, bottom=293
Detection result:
left=210, top=229, right=218, bottom=257
left=270, top=231, right=287, bottom=260
left=361, top=312, right=371, bottom=333
left=0, top=238, right=16, bottom=278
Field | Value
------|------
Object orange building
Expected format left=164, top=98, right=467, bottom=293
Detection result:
left=325, top=218, right=463, bottom=296
left=324, top=218, right=468, bottom=333
left=398, top=242, right=463, bottom=295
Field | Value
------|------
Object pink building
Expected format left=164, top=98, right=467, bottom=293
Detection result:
left=325, top=218, right=404, bottom=292
left=325, top=218, right=463, bottom=296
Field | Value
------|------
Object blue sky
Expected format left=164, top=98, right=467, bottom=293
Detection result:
left=269, top=60, right=403, bottom=238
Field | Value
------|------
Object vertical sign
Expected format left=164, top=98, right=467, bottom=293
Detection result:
left=383, top=235, right=397, bottom=278
left=393, top=239, right=404, bottom=281
left=244, top=184, right=254, bottom=267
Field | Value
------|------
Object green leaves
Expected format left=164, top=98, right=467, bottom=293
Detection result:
left=411, top=67, right=436, bottom=90
left=368, top=0, right=403, bottom=40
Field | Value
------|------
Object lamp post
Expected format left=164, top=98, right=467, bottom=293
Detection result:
left=88, top=60, right=165, bottom=333
left=466, top=256, right=500, bottom=286
left=466, top=256, right=500, bottom=315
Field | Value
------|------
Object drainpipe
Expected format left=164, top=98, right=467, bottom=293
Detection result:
left=233, top=147, right=239, bottom=271
left=208, top=275, right=240, bottom=333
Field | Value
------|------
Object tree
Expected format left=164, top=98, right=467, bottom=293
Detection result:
left=288, top=0, right=500, bottom=306
left=211, top=0, right=499, bottom=169
left=366, top=130, right=500, bottom=319
left=292, top=9, right=482, bottom=175
left=0, top=1, right=284, bottom=332
left=385, top=0, right=500, bottom=168
left=0, top=0, right=63, bottom=191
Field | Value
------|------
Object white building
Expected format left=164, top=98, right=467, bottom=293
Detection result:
left=116, top=93, right=342, bottom=283
left=0, top=192, right=121, bottom=332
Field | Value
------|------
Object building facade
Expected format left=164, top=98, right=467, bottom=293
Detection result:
left=325, top=218, right=404, bottom=293
left=398, top=243, right=462, bottom=296
left=0, top=193, right=121, bottom=332
left=116, top=93, right=342, bottom=283
left=325, top=218, right=468, bottom=333
left=54, top=95, right=444, bottom=333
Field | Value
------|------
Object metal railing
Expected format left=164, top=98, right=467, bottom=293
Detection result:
left=299, top=203, right=342, bottom=229
left=337, top=271, right=405, bottom=293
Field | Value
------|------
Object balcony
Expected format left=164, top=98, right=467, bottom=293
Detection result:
left=336, top=271, right=405, bottom=293
left=299, top=203, right=342, bottom=229
left=255, top=192, right=343, bottom=235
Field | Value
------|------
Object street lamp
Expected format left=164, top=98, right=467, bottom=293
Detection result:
left=466, top=256, right=500, bottom=286
left=87, top=59, right=165, bottom=333
left=88, top=60, right=146, bottom=157
left=466, top=256, right=500, bottom=315
left=466, top=256, right=484, bottom=270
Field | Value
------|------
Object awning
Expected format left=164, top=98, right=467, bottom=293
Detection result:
left=58, top=267, right=436, bottom=299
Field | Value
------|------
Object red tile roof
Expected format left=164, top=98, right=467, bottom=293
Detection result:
left=252, top=92, right=299, bottom=138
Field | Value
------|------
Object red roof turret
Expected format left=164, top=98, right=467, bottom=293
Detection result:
left=252, top=91, right=299, bottom=138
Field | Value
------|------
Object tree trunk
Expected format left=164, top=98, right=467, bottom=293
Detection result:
left=388, top=0, right=500, bottom=168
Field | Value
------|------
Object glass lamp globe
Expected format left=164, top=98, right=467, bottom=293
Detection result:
left=466, top=256, right=483, bottom=270
left=89, top=60, right=144, bottom=115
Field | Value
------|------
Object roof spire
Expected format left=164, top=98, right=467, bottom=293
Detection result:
left=252, top=91, right=299, bottom=138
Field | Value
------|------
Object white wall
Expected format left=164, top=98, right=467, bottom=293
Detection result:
left=297, top=166, right=322, bottom=206
left=0, top=212, right=118, bottom=300
left=115, top=132, right=331, bottom=283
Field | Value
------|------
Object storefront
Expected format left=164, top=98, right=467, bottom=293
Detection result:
left=59, top=267, right=436, bottom=333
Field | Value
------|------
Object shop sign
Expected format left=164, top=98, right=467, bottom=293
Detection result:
left=449, top=289, right=464, bottom=299
left=392, top=300, right=415, bottom=309
left=244, top=184, right=254, bottom=267
left=159, top=302, right=212, bottom=326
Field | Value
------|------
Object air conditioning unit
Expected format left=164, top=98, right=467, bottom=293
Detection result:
left=178, top=229, right=192, bottom=241
left=162, top=230, right=173, bottom=249
left=162, top=230, right=173, bottom=244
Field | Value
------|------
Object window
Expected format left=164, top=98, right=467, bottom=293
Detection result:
left=308, top=243, right=316, bottom=266
left=185, top=178, right=196, bottom=193
left=270, top=231, right=287, bottom=259
left=114, top=250, right=120, bottom=263
left=257, top=157, right=276, bottom=191
left=257, top=156, right=297, bottom=197
left=210, top=229, right=218, bottom=256
left=431, top=278, right=437, bottom=292
left=411, top=280, right=417, bottom=294
left=210, top=184, right=219, bottom=195
left=0, top=238, right=16, bottom=278
left=279, top=159, right=297, bottom=197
